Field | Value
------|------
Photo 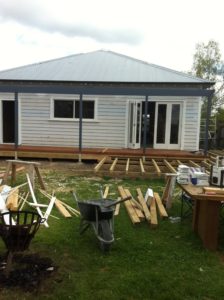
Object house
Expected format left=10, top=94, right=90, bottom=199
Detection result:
left=0, top=50, right=214, bottom=156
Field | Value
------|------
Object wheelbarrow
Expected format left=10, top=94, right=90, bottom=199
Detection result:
left=72, top=192, right=131, bottom=252
left=0, top=210, right=45, bottom=277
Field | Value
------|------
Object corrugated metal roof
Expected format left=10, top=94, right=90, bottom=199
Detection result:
left=0, top=50, right=211, bottom=84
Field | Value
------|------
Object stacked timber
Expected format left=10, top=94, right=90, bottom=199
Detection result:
left=118, top=186, right=168, bottom=227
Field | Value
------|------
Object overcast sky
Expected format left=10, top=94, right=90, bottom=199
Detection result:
left=0, top=0, right=223, bottom=73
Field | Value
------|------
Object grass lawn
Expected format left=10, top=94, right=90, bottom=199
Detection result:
left=1, top=168, right=224, bottom=300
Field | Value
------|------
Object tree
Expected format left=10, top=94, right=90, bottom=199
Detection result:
left=192, top=40, right=224, bottom=114
left=192, top=40, right=221, bottom=81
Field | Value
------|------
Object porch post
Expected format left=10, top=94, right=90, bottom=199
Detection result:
left=143, top=95, right=148, bottom=155
left=14, top=92, right=19, bottom=158
left=204, top=92, right=213, bottom=155
left=79, top=93, right=83, bottom=162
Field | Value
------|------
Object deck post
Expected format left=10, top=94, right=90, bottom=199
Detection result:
left=79, top=93, right=83, bottom=162
left=204, top=92, right=213, bottom=155
left=14, top=92, right=19, bottom=159
left=143, top=95, right=148, bottom=155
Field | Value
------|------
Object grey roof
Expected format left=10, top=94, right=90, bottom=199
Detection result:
left=0, top=50, right=211, bottom=84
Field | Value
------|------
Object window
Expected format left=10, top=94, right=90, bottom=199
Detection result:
left=53, top=99, right=95, bottom=120
left=54, top=100, right=74, bottom=118
left=75, top=100, right=94, bottom=119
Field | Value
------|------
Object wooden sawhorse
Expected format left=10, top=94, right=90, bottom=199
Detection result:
left=2, top=160, right=46, bottom=190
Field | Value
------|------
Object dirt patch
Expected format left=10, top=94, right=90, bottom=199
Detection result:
left=0, top=252, right=58, bottom=292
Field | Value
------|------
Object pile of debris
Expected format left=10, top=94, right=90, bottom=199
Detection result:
left=118, top=186, right=168, bottom=227
left=0, top=174, right=80, bottom=228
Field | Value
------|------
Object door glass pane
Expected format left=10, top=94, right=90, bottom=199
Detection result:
left=136, top=103, right=141, bottom=143
left=156, top=104, right=166, bottom=143
left=170, top=104, right=180, bottom=144
left=129, top=103, right=134, bottom=143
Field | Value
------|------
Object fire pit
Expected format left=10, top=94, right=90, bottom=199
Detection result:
left=0, top=210, right=45, bottom=277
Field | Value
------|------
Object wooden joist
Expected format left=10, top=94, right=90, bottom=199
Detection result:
left=125, top=158, right=130, bottom=174
left=163, top=159, right=177, bottom=173
left=118, top=186, right=140, bottom=224
left=139, top=159, right=145, bottom=173
left=110, top=158, right=118, bottom=172
left=154, top=192, right=168, bottom=218
left=189, top=160, right=200, bottom=168
left=152, top=159, right=161, bottom=174
left=94, top=156, right=107, bottom=172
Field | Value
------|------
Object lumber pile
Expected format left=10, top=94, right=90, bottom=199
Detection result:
left=118, top=186, right=168, bottom=227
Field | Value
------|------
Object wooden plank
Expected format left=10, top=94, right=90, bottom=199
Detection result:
left=39, top=189, right=73, bottom=217
left=154, top=192, right=168, bottom=218
left=6, top=159, right=40, bottom=166
left=103, top=185, right=109, bottom=198
left=125, top=158, right=130, bottom=174
left=34, top=165, right=46, bottom=190
left=6, top=189, right=19, bottom=211
left=163, top=159, right=177, bottom=173
left=189, top=160, right=201, bottom=168
left=136, top=188, right=151, bottom=223
left=150, top=198, right=158, bottom=228
left=201, top=160, right=211, bottom=168
left=26, top=174, right=49, bottom=227
left=152, top=159, right=161, bottom=174
left=110, top=158, right=118, bottom=172
left=94, top=156, right=107, bottom=172
left=203, top=187, right=224, bottom=195
left=139, top=159, right=145, bottom=173
left=149, top=197, right=158, bottom=228
left=161, top=174, right=177, bottom=209
left=124, top=189, right=145, bottom=220
left=114, top=197, right=121, bottom=216
left=118, top=186, right=140, bottom=224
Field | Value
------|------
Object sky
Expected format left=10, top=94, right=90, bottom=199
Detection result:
left=0, top=0, right=223, bottom=73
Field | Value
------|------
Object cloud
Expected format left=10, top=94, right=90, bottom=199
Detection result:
left=0, top=0, right=143, bottom=45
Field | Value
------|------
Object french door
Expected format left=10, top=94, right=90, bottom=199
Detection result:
left=154, top=102, right=182, bottom=149
left=128, top=101, right=142, bottom=149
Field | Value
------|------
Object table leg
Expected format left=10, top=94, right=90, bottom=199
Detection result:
left=193, top=199, right=221, bottom=251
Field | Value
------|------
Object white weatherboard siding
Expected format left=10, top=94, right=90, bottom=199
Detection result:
left=21, top=94, right=78, bottom=147
left=20, top=94, right=142, bottom=148
left=2, top=93, right=201, bottom=151
left=182, top=98, right=201, bottom=151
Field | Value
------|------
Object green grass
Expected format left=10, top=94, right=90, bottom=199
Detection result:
left=1, top=172, right=224, bottom=300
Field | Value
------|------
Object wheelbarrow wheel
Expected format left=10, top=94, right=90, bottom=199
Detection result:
left=98, top=220, right=112, bottom=252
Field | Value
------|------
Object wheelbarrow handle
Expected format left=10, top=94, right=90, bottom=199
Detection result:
left=104, top=196, right=132, bottom=208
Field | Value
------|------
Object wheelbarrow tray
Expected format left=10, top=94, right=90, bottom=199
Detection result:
left=77, top=199, right=114, bottom=222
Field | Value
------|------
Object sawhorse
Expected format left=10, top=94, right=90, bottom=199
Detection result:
left=2, top=160, right=46, bottom=190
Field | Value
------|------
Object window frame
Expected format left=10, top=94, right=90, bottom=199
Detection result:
left=50, top=97, right=97, bottom=121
